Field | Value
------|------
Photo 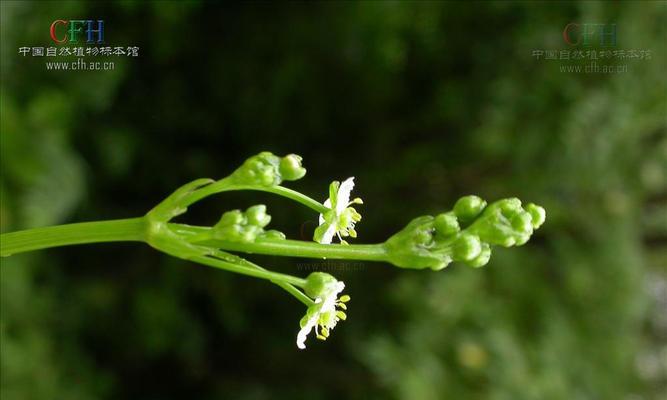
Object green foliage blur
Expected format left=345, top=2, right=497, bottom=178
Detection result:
left=1, top=1, right=665, bottom=399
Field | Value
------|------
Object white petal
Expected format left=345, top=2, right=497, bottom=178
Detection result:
left=336, top=177, right=355, bottom=213
left=319, top=223, right=336, bottom=244
left=336, top=281, right=345, bottom=292
left=296, top=315, right=317, bottom=350
left=322, top=282, right=345, bottom=310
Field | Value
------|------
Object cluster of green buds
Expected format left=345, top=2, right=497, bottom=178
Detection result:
left=384, top=196, right=546, bottom=271
left=210, top=205, right=286, bottom=243
left=229, top=151, right=306, bottom=186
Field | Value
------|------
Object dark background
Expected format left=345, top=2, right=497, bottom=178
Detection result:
left=1, top=1, right=665, bottom=399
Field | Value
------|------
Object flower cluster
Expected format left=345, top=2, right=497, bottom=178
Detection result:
left=384, top=196, right=546, bottom=270
left=2, top=150, right=550, bottom=351
left=142, top=152, right=546, bottom=351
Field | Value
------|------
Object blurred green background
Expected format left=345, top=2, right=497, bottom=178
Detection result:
left=1, top=1, right=666, bottom=399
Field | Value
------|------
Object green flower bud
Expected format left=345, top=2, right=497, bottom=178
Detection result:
left=526, top=203, right=546, bottom=229
left=279, top=154, right=307, bottom=181
left=453, top=195, right=487, bottom=224
left=466, top=243, right=491, bottom=268
left=434, top=212, right=460, bottom=237
left=429, top=257, right=452, bottom=271
left=304, top=272, right=339, bottom=299
left=452, top=233, right=482, bottom=262
left=213, top=223, right=245, bottom=242
left=468, top=199, right=516, bottom=247
left=511, top=210, right=532, bottom=233
left=243, top=225, right=263, bottom=242
left=500, top=198, right=522, bottom=214
left=259, top=166, right=276, bottom=186
left=246, top=205, right=271, bottom=228
left=230, top=151, right=307, bottom=187
left=212, top=205, right=283, bottom=243
left=245, top=155, right=279, bottom=185
left=218, top=209, right=245, bottom=227
left=384, top=216, right=451, bottom=270
left=414, top=228, right=434, bottom=246
left=468, top=198, right=531, bottom=247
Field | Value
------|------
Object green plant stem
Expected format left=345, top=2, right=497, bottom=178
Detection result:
left=1, top=219, right=388, bottom=262
left=207, top=249, right=312, bottom=305
left=0, top=217, right=310, bottom=303
left=170, top=223, right=388, bottom=262
left=269, top=280, right=312, bottom=305
left=188, top=253, right=306, bottom=287
left=183, top=179, right=329, bottom=214
left=0, top=218, right=146, bottom=257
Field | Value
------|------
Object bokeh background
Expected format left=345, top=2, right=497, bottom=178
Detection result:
left=1, top=1, right=666, bottom=399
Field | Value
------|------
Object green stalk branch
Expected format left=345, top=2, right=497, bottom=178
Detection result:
left=0, top=217, right=311, bottom=304
left=207, top=249, right=313, bottom=305
left=187, top=253, right=307, bottom=287
left=182, top=178, right=328, bottom=214
left=170, top=223, right=388, bottom=261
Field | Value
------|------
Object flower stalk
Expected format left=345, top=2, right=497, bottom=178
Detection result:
left=0, top=151, right=546, bottom=349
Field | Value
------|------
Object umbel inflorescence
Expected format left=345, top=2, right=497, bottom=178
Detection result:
left=0, top=151, right=546, bottom=349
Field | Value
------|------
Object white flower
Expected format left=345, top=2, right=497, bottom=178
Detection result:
left=314, top=177, right=363, bottom=244
left=296, top=280, right=349, bottom=350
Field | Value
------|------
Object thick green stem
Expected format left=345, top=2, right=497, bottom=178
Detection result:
left=0, top=217, right=310, bottom=303
left=171, top=223, right=388, bottom=262
left=1, top=218, right=388, bottom=263
left=1, top=218, right=147, bottom=257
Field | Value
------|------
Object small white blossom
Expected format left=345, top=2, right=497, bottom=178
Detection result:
left=314, top=177, right=363, bottom=244
left=296, top=280, right=349, bottom=350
